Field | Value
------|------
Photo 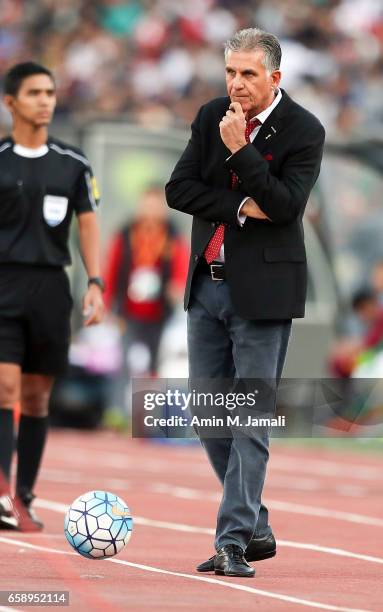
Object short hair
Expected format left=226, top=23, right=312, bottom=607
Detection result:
left=351, top=287, right=375, bottom=311
left=224, top=28, right=282, bottom=73
left=3, top=62, right=55, bottom=96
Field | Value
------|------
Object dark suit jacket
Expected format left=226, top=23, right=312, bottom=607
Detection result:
left=165, top=90, right=325, bottom=319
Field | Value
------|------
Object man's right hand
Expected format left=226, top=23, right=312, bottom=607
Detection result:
left=241, top=198, right=271, bottom=221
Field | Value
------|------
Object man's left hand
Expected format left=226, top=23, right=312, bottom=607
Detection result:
left=241, top=198, right=271, bottom=221
left=220, top=102, right=247, bottom=154
left=82, top=285, right=105, bottom=326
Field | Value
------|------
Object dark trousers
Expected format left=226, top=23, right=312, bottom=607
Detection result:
left=187, top=272, right=291, bottom=550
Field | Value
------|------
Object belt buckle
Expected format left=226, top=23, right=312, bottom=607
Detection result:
left=210, top=264, right=223, bottom=281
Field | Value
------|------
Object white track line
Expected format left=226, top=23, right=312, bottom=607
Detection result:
left=39, top=468, right=370, bottom=500
left=276, top=541, right=383, bottom=565
left=0, top=608, right=23, bottom=612
left=0, top=536, right=370, bottom=612
left=51, top=446, right=383, bottom=482
left=38, top=463, right=381, bottom=526
left=110, top=558, right=370, bottom=612
left=149, top=483, right=383, bottom=527
left=40, top=469, right=130, bottom=491
left=41, top=466, right=324, bottom=494
left=266, top=500, right=383, bottom=527
left=38, top=467, right=369, bottom=499
left=35, top=498, right=383, bottom=565
left=270, top=457, right=382, bottom=481
left=52, top=451, right=209, bottom=475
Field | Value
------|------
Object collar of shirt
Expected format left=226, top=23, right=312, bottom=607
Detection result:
left=13, top=143, right=49, bottom=158
left=248, top=88, right=282, bottom=140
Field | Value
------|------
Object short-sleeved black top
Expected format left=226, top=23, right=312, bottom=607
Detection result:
left=0, top=136, right=100, bottom=267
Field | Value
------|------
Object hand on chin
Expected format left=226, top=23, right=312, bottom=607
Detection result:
left=231, top=97, right=249, bottom=115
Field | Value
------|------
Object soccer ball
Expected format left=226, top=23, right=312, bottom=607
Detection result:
left=64, top=491, right=133, bottom=559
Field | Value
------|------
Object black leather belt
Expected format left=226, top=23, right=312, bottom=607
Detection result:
left=198, top=260, right=225, bottom=281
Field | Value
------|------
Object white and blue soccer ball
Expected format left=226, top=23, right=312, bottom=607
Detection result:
left=64, top=491, right=133, bottom=559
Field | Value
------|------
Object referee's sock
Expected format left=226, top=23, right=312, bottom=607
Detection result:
left=0, top=408, right=14, bottom=488
left=16, top=414, right=49, bottom=503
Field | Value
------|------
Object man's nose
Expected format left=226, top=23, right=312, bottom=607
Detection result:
left=39, top=95, right=52, bottom=106
left=232, top=75, right=244, bottom=89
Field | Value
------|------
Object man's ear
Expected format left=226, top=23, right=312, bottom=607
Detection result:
left=271, top=70, right=281, bottom=90
left=3, top=95, right=14, bottom=114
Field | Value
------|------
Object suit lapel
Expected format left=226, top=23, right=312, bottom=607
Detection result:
left=251, top=89, right=291, bottom=155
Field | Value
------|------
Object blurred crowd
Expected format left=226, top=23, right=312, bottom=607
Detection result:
left=329, top=260, right=383, bottom=378
left=1, top=0, right=383, bottom=135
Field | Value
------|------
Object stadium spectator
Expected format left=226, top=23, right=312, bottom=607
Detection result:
left=103, top=185, right=188, bottom=404
left=352, top=288, right=383, bottom=350
left=329, top=287, right=383, bottom=377
left=0, top=0, right=382, bottom=133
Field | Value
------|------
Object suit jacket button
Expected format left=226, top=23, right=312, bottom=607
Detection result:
left=194, top=254, right=199, bottom=262
left=211, top=222, right=215, bottom=227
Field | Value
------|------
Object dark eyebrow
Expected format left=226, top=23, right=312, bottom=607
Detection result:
left=225, top=66, right=257, bottom=76
left=27, top=88, right=56, bottom=94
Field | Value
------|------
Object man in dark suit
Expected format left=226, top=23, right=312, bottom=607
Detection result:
left=166, top=28, right=325, bottom=578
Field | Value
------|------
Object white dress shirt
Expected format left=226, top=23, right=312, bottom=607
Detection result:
left=217, top=89, right=282, bottom=262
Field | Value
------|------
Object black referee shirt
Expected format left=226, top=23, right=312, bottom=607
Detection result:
left=0, top=136, right=100, bottom=267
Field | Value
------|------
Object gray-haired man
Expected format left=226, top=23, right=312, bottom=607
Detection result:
left=166, top=28, right=325, bottom=577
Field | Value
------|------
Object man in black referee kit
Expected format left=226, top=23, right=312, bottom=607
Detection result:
left=0, top=62, right=105, bottom=530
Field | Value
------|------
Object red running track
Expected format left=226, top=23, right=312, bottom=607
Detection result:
left=0, top=430, right=382, bottom=611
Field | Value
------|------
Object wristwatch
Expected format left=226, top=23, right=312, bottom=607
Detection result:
left=88, top=276, right=105, bottom=292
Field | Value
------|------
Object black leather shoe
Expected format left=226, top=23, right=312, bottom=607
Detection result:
left=214, top=544, right=255, bottom=577
left=197, top=533, right=276, bottom=572
left=246, top=533, right=276, bottom=562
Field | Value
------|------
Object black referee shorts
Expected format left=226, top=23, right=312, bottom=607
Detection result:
left=0, top=264, right=73, bottom=376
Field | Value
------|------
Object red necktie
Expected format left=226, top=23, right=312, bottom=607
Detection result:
left=204, top=118, right=261, bottom=264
